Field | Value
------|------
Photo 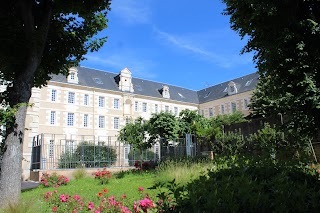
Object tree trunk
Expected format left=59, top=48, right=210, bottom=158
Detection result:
left=0, top=0, right=53, bottom=206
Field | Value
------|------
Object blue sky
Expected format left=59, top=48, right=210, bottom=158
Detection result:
left=81, top=0, right=256, bottom=91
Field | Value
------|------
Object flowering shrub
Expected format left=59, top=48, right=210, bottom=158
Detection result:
left=40, top=172, right=69, bottom=187
left=93, top=168, right=112, bottom=184
left=43, top=186, right=174, bottom=213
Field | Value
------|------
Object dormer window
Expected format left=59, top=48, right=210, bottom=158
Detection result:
left=118, top=68, right=134, bottom=92
left=162, top=85, right=170, bottom=99
left=67, top=67, right=79, bottom=84
left=228, top=81, right=237, bottom=95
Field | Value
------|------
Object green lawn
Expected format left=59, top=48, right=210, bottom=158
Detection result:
left=19, top=171, right=158, bottom=212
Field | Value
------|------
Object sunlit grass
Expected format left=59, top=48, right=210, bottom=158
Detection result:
left=154, top=158, right=213, bottom=185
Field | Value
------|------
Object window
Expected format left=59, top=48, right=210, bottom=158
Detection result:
left=231, top=102, right=237, bottom=113
left=135, top=101, right=138, bottom=111
left=83, top=114, right=88, bottom=127
left=125, top=117, right=131, bottom=124
left=49, top=140, right=54, bottom=159
left=68, top=92, right=75, bottom=104
left=93, top=78, right=103, bottom=84
left=244, top=99, right=249, bottom=109
left=84, top=94, right=89, bottom=105
left=114, top=117, right=119, bottom=129
left=142, top=102, right=147, bottom=112
left=155, top=104, right=158, bottom=113
left=65, top=140, right=74, bottom=153
left=221, top=105, right=225, bottom=114
left=99, top=116, right=105, bottom=128
left=70, top=73, right=75, bottom=80
left=165, top=106, right=169, bottom=112
left=209, top=108, right=213, bottom=117
left=174, top=107, right=178, bottom=116
left=67, top=113, right=74, bottom=126
left=99, top=96, right=105, bottom=107
left=50, top=111, right=55, bottom=125
left=230, top=85, right=235, bottom=93
left=201, top=110, right=204, bottom=116
left=114, top=98, right=119, bottom=109
left=51, top=90, right=57, bottom=102
left=124, top=145, right=130, bottom=160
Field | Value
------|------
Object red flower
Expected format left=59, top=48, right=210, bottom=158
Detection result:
left=98, top=192, right=103, bottom=197
left=52, top=206, right=58, bottom=212
left=103, top=188, right=108, bottom=193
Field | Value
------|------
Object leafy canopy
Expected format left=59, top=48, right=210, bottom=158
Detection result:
left=223, top=0, right=320, bottom=138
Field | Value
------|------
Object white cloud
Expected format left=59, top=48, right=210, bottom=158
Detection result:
left=153, top=27, right=253, bottom=68
left=85, top=53, right=157, bottom=79
left=111, top=0, right=152, bottom=24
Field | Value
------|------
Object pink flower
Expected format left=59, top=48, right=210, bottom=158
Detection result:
left=108, top=196, right=117, bottom=206
left=138, top=187, right=144, bottom=191
left=59, top=194, right=68, bottom=202
left=52, top=206, right=58, bottom=212
left=139, top=198, right=154, bottom=211
left=121, top=194, right=127, bottom=199
left=120, top=205, right=132, bottom=213
left=74, top=194, right=81, bottom=201
left=95, top=210, right=100, bottom=213
left=88, top=202, right=95, bottom=210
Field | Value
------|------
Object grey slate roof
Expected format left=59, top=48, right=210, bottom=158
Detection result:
left=197, top=72, right=259, bottom=104
left=50, top=67, right=258, bottom=105
left=50, top=67, right=200, bottom=104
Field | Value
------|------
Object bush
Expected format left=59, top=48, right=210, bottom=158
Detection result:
left=58, top=142, right=117, bottom=168
left=128, top=149, right=158, bottom=166
left=169, top=158, right=320, bottom=212
left=72, top=168, right=87, bottom=180
left=40, top=172, right=69, bottom=188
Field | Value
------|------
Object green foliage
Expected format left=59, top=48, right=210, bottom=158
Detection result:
left=223, top=0, right=320, bottom=138
left=214, top=131, right=246, bottom=155
left=148, top=111, right=181, bottom=145
left=118, top=117, right=150, bottom=150
left=166, top=158, right=320, bottom=212
left=58, top=142, right=117, bottom=168
left=128, top=149, right=158, bottom=166
left=72, top=168, right=87, bottom=180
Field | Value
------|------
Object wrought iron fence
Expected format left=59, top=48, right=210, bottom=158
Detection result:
left=30, top=134, right=198, bottom=170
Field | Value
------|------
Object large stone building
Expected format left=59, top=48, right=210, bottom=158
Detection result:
left=20, top=66, right=258, bottom=179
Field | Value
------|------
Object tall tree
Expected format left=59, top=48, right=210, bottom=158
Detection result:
left=148, top=112, right=181, bottom=145
left=223, top=0, right=320, bottom=138
left=0, top=0, right=111, bottom=206
left=118, top=117, right=150, bottom=150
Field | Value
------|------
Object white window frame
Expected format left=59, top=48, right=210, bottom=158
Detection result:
left=174, top=107, right=178, bottom=116
left=68, top=92, right=75, bottom=104
left=221, top=105, right=225, bottom=114
left=142, top=102, right=147, bottom=112
left=99, top=96, right=105, bottom=107
left=114, top=98, right=119, bottom=109
left=135, top=101, right=138, bottom=112
left=99, top=115, right=105, bottom=128
left=165, top=106, right=169, bottom=112
left=209, top=108, right=213, bottom=117
left=49, top=140, right=54, bottom=159
left=83, top=114, right=88, bottom=127
left=84, top=94, right=89, bottom=106
left=50, top=111, right=55, bottom=125
left=70, top=72, right=75, bottom=80
left=231, top=102, right=237, bottom=113
left=114, top=117, right=119, bottom=129
left=155, top=104, right=158, bottom=113
left=67, top=113, right=74, bottom=126
left=51, top=90, right=57, bottom=102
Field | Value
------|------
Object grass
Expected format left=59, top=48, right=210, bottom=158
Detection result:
left=20, top=171, right=158, bottom=212
left=13, top=158, right=214, bottom=212
left=154, top=158, right=213, bottom=185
